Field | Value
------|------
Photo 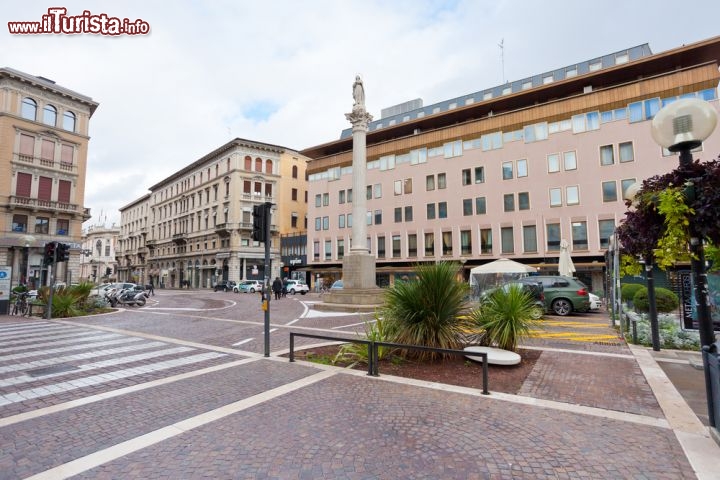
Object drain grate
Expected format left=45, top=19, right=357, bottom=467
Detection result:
left=26, top=364, right=80, bottom=377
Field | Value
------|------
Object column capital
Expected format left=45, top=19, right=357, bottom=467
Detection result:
left=345, top=109, right=373, bottom=130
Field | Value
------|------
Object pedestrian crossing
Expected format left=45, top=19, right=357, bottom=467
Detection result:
left=0, top=320, right=229, bottom=409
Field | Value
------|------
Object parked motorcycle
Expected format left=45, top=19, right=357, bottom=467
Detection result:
left=105, top=287, right=147, bottom=307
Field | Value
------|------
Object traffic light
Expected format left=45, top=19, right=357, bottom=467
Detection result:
left=252, top=204, right=266, bottom=242
left=43, top=241, right=57, bottom=266
left=56, top=243, right=70, bottom=262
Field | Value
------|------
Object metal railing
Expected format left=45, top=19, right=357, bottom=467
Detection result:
left=289, top=332, right=489, bottom=394
left=702, top=342, right=719, bottom=430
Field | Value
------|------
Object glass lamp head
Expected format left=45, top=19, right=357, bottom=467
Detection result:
left=651, top=98, right=717, bottom=152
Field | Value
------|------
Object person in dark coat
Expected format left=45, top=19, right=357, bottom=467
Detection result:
left=272, top=277, right=283, bottom=300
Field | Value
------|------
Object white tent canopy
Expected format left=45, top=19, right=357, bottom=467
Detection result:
left=469, top=258, right=537, bottom=295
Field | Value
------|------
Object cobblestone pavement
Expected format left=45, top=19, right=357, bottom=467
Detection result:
left=0, top=290, right=716, bottom=479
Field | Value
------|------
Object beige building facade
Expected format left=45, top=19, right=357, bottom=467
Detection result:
left=79, top=224, right=120, bottom=282
left=301, top=37, right=720, bottom=293
left=116, top=138, right=309, bottom=289
left=0, top=67, right=98, bottom=288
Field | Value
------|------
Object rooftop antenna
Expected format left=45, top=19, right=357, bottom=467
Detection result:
left=498, top=39, right=505, bottom=84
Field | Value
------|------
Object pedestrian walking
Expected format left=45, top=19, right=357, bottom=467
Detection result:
left=272, top=277, right=283, bottom=300
left=147, top=279, right=155, bottom=296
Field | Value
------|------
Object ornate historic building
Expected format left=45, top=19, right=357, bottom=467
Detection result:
left=79, top=224, right=120, bottom=282
left=0, top=68, right=98, bottom=288
left=116, top=138, right=309, bottom=288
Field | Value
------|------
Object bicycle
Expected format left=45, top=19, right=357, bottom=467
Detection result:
left=11, top=292, right=29, bottom=316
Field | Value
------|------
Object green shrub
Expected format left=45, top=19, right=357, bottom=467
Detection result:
left=632, top=313, right=699, bottom=349
left=621, top=283, right=644, bottom=302
left=333, top=314, right=394, bottom=367
left=380, top=261, right=470, bottom=361
left=632, top=287, right=680, bottom=313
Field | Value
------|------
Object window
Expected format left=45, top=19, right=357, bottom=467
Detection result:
left=12, top=214, right=27, bottom=232
left=517, top=159, right=528, bottom=177
left=460, top=230, right=472, bottom=255
left=43, top=105, right=57, bottom=126
left=599, top=219, right=615, bottom=249
left=404, top=178, right=412, bottom=194
left=394, top=207, right=402, bottom=223
left=426, top=175, right=435, bottom=191
left=366, top=211, right=372, bottom=225
left=325, top=240, right=332, bottom=260
left=321, top=193, right=329, bottom=206
left=404, top=206, right=413, bottom=222
left=338, top=214, right=345, bottom=228
left=621, top=178, right=636, bottom=200
left=374, top=209, right=382, bottom=225
left=462, top=169, right=472, bottom=186
left=408, top=234, right=417, bottom=257
left=572, top=221, right=588, bottom=250
left=566, top=186, right=579, bottom=205
left=56, top=218, right=69, bottom=235
left=347, top=214, right=352, bottom=227
left=58, top=180, right=71, bottom=203
left=475, top=197, right=486, bottom=215
left=549, top=188, right=562, bottom=207
left=347, top=189, right=353, bottom=203
left=474, top=166, right=485, bottom=183
left=502, top=161, right=513, bottom=180
left=547, top=154, right=560, bottom=173
left=15, top=172, right=32, bottom=197
left=21, top=97, right=37, bottom=120
left=501, top=227, right=514, bottom=254
left=619, top=142, right=634, bottom=162
left=504, top=194, right=515, bottom=212
left=480, top=228, right=492, bottom=254
left=392, top=235, right=401, bottom=258
left=546, top=223, right=561, bottom=251
left=600, top=145, right=614, bottom=165
left=394, top=180, right=402, bottom=195
left=35, top=217, right=49, bottom=234
left=410, top=147, right=427, bottom=165
left=438, top=202, right=447, bottom=219
left=518, top=192, right=530, bottom=210
left=374, top=184, right=382, bottom=198
left=292, top=165, right=298, bottom=178
left=463, top=199, right=473, bottom=216
left=315, top=194, right=321, bottom=207
left=602, top=181, right=618, bottom=202
left=314, top=217, right=321, bottom=231
left=563, top=151, right=577, bottom=170
left=426, top=203, right=436, bottom=220
left=337, top=239, right=344, bottom=259
left=377, top=236, right=386, bottom=258
left=442, top=231, right=453, bottom=255
left=313, top=241, right=320, bottom=261
left=443, top=140, right=462, bottom=158
left=322, top=216, right=329, bottom=230
left=424, top=232, right=434, bottom=256
left=38, top=176, right=52, bottom=201
left=366, top=185, right=372, bottom=200
left=437, top=173, right=447, bottom=189
left=523, top=225, right=537, bottom=252
left=292, top=188, right=298, bottom=201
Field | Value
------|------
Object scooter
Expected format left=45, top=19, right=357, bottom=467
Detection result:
left=106, top=288, right=147, bottom=307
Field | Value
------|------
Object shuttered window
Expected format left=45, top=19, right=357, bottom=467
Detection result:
left=16, top=172, right=32, bottom=197
left=41, top=140, right=54, bottom=161
left=58, top=180, right=71, bottom=203
left=38, top=176, right=52, bottom=201
left=61, top=144, right=73, bottom=164
left=20, top=134, right=34, bottom=156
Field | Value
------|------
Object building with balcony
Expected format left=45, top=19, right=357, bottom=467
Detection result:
left=79, top=224, right=120, bottom=282
left=0, top=67, right=98, bottom=288
left=301, top=36, right=720, bottom=293
left=116, top=138, right=310, bottom=289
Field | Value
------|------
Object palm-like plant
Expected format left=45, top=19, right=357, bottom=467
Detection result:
left=470, top=284, right=541, bottom=352
left=381, top=262, right=470, bottom=361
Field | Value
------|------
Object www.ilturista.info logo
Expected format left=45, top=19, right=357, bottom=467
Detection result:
left=8, top=8, right=150, bottom=35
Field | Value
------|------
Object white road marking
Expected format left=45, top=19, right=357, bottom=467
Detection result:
left=232, top=338, right=254, bottom=346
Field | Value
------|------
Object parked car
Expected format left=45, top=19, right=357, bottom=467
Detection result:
left=330, top=279, right=343, bottom=290
left=90, top=282, right=136, bottom=297
left=284, top=279, right=309, bottom=295
left=519, top=276, right=590, bottom=316
left=213, top=280, right=237, bottom=292
left=481, top=281, right=545, bottom=319
left=233, top=280, right=263, bottom=293
left=588, top=292, right=602, bottom=311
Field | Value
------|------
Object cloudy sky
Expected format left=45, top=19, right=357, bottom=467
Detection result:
left=3, top=1, right=719, bottom=227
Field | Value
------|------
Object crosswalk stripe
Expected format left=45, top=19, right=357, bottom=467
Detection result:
left=0, top=341, right=168, bottom=375
left=0, top=346, right=195, bottom=388
left=0, top=321, right=53, bottom=332
left=0, top=333, right=119, bottom=354
left=0, top=325, right=78, bottom=340
left=0, top=336, right=142, bottom=363
left=0, top=352, right=227, bottom=407
left=1, top=330, right=112, bottom=348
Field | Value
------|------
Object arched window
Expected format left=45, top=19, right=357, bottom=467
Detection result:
left=255, top=157, right=262, bottom=172
left=96, top=239, right=102, bottom=256
left=292, top=165, right=298, bottom=178
left=244, top=155, right=251, bottom=170
left=21, top=97, right=37, bottom=120
left=43, top=105, right=57, bottom=126
left=63, top=111, right=76, bottom=131
left=265, top=159, right=272, bottom=174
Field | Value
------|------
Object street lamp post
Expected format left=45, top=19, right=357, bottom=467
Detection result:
left=650, top=98, right=718, bottom=348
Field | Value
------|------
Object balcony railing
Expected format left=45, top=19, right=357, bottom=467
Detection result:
left=14, top=153, right=78, bottom=173
left=215, top=222, right=236, bottom=237
left=172, top=232, right=188, bottom=244
left=8, top=195, right=82, bottom=214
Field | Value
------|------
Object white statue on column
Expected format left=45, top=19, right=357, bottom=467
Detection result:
left=353, top=75, right=365, bottom=111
